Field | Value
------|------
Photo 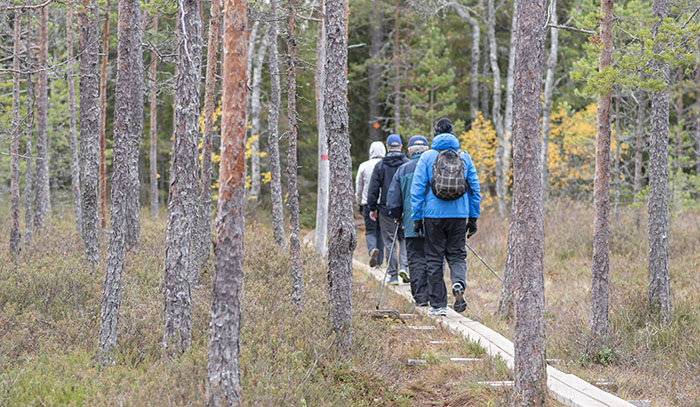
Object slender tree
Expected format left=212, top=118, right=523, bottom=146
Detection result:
left=162, top=0, right=202, bottom=354
left=511, top=0, right=547, bottom=404
left=125, top=16, right=144, bottom=252
left=23, top=51, right=35, bottom=247
left=206, top=0, right=246, bottom=402
left=314, top=0, right=329, bottom=257
left=249, top=30, right=270, bottom=202
left=79, top=0, right=101, bottom=265
left=392, top=0, right=400, bottom=132
left=539, top=0, right=558, bottom=201
left=589, top=0, right=613, bottom=350
left=10, top=10, right=22, bottom=257
left=503, top=1, right=517, bottom=187
left=97, top=0, right=143, bottom=363
left=34, top=6, right=51, bottom=230
left=325, top=0, right=356, bottom=352
left=149, top=12, right=159, bottom=220
left=98, top=0, right=111, bottom=230
left=487, top=0, right=506, bottom=217
left=287, top=0, right=304, bottom=306
left=268, top=0, right=286, bottom=249
left=67, top=2, right=83, bottom=235
left=696, top=65, right=700, bottom=174
left=367, top=0, right=383, bottom=140
left=647, top=0, right=670, bottom=320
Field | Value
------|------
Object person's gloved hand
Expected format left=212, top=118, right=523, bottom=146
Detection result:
left=393, top=216, right=401, bottom=224
left=413, top=220, right=423, bottom=236
left=466, top=217, right=478, bottom=239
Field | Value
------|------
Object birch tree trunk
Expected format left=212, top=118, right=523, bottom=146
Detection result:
left=194, top=0, right=220, bottom=281
left=589, top=0, right=613, bottom=351
left=10, top=11, right=22, bottom=257
left=98, top=0, right=111, bottom=231
left=23, top=64, right=35, bottom=246
left=392, top=0, right=400, bottom=132
left=487, top=0, right=506, bottom=218
left=325, top=0, right=356, bottom=353
left=696, top=65, right=700, bottom=174
left=648, top=0, right=670, bottom=321
left=206, top=0, right=246, bottom=402
left=368, top=0, right=383, bottom=140
left=34, top=6, right=51, bottom=230
left=268, top=0, right=286, bottom=249
left=149, top=13, right=159, bottom=220
left=287, top=0, right=304, bottom=307
left=480, top=34, right=490, bottom=119
left=97, top=0, right=142, bottom=363
left=539, top=0, right=557, bottom=202
left=162, top=0, right=202, bottom=354
left=633, top=93, right=645, bottom=230
left=503, top=2, right=517, bottom=185
left=511, top=0, right=547, bottom=404
left=67, top=3, right=83, bottom=235
left=249, top=32, right=270, bottom=202
left=314, top=0, right=329, bottom=257
left=79, top=0, right=101, bottom=266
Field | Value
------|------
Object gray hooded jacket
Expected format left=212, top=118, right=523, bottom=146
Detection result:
left=355, top=141, right=386, bottom=205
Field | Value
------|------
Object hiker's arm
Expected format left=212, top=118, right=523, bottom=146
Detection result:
left=355, top=164, right=364, bottom=205
left=411, top=155, right=428, bottom=221
left=386, top=171, right=403, bottom=219
left=367, top=163, right=381, bottom=212
left=463, top=152, right=482, bottom=219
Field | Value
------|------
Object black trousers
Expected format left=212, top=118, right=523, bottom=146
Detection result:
left=424, top=218, right=467, bottom=308
left=406, top=237, right=429, bottom=304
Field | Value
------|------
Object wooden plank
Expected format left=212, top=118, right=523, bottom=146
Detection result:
left=477, top=381, right=514, bottom=387
left=449, top=357, right=482, bottom=364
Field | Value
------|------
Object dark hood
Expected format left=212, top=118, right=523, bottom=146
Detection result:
left=382, top=150, right=407, bottom=168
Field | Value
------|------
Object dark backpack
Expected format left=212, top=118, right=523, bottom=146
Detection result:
left=430, top=149, right=468, bottom=201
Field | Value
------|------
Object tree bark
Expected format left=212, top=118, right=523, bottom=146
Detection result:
left=696, top=64, right=700, bottom=174
left=99, top=0, right=111, bottom=231
left=392, top=0, right=400, bottom=132
left=589, top=0, right=613, bottom=351
left=79, top=0, right=101, bottom=266
left=314, top=0, right=329, bottom=257
left=325, top=0, right=356, bottom=353
left=149, top=12, right=159, bottom=220
left=162, top=0, right=202, bottom=354
left=648, top=0, right=670, bottom=321
left=206, top=0, right=246, bottom=403
left=194, top=0, right=220, bottom=283
left=67, top=3, right=83, bottom=235
left=498, top=199, right=516, bottom=318
left=503, top=2, right=517, bottom=188
left=97, top=0, right=142, bottom=363
left=268, top=0, right=286, bottom=249
left=487, top=0, right=506, bottom=218
left=287, top=0, right=304, bottom=307
left=249, top=31, right=270, bottom=202
left=368, top=0, right=383, bottom=140
left=480, top=33, right=490, bottom=119
left=23, top=54, right=35, bottom=247
left=511, top=0, right=547, bottom=404
left=10, top=10, right=22, bottom=257
left=34, top=6, right=51, bottom=230
left=539, top=0, right=557, bottom=202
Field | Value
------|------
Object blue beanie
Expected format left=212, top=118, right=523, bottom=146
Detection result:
left=408, top=135, right=428, bottom=147
left=386, top=134, right=402, bottom=147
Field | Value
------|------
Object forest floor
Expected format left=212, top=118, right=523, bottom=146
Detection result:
left=352, top=199, right=700, bottom=407
left=0, top=202, right=561, bottom=406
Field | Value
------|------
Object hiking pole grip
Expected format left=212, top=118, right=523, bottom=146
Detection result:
left=465, top=242, right=503, bottom=282
left=376, top=223, right=401, bottom=309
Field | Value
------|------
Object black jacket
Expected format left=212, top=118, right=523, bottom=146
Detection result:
left=368, top=150, right=408, bottom=215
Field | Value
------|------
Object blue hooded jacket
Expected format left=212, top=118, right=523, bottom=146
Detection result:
left=410, top=133, right=481, bottom=220
left=386, top=151, right=423, bottom=238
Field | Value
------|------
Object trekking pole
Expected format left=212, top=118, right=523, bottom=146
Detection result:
left=465, top=242, right=503, bottom=282
left=376, top=222, right=400, bottom=310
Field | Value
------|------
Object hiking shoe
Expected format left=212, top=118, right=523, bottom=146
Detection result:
left=398, top=268, right=410, bottom=283
left=428, top=307, right=447, bottom=316
left=388, top=276, right=399, bottom=285
left=415, top=301, right=429, bottom=307
left=369, top=248, right=379, bottom=268
left=452, top=282, right=466, bottom=313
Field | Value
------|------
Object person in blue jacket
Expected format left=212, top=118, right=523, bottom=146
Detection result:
left=410, top=118, right=481, bottom=316
left=387, top=135, right=432, bottom=306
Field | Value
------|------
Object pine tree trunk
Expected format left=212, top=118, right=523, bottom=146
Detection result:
left=368, top=0, right=383, bottom=140
left=79, top=0, right=101, bottom=266
left=195, top=0, right=220, bottom=281
left=498, top=201, right=516, bottom=318
left=34, top=6, right=51, bottom=230
left=67, top=3, right=83, bottom=236
left=206, top=0, right=246, bottom=402
left=99, top=0, right=111, bottom=231
left=647, top=0, right=670, bottom=321
left=488, top=0, right=506, bottom=218
left=511, top=0, right=547, bottom=404
left=149, top=13, right=159, bottom=220
left=97, top=0, right=142, bottom=363
left=539, top=0, right=557, bottom=203
left=23, top=64, right=35, bottom=247
left=249, top=32, right=270, bottom=202
left=314, top=0, right=329, bottom=257
left=392, top=0, right=400, bottom=132
left=287, top=0, right=304, bottom=307
left=10, top=11, right=22, bottom=257
left=589, top=0, right=613, bottom=351
left=163, top=0, right=202, bottom=354
left=503, top=2, right=517, bottom=186
left=325, top=0, right=356, bottom=353
left=268, top=0, right=286, bottom=249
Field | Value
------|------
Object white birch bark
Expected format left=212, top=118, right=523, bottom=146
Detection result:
left=503, top=1, right=517, bottom=189
left=34, top=6, right=51, bottom=230
left=539, top=0, right=557, bottom=201
left=268, top=0, right=286, bottom=249
left=249, top=32, right=270, bottom=202
left=67, top=3, right=83, bottom=235
left=314, top=0, right=329, bottom=257
left=487, top=0, right=506, bottom=218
